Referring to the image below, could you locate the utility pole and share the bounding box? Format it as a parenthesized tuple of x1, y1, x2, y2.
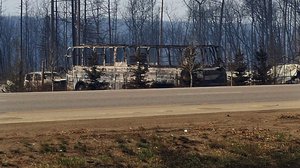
(160, 0, 164, 45)
(19, 0, 23, 91)
(51, 0, 55, 91)
(51, 0, 55, 59)
(55, 0, 59, 67)
(77, 0, 81, 46)
(83, 0, 87, 44)
(72, 0, 76, 47)
(217, 0, 225, 67)
(218, 0, 225, 47)
(71, 0, 77, 65)
(151, 0, 154, 44)
(108, 0, 112, 44)
(158, 0, 164, 66)
(64, 0, 68, 50)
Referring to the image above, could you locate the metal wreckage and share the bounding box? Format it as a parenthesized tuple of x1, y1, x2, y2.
(64, 44, 227, 91)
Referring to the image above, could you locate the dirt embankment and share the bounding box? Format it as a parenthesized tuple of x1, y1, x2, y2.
(0, 111, 300, 167)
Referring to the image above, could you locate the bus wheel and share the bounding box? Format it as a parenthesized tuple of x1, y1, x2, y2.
(75, 83, 86, 91)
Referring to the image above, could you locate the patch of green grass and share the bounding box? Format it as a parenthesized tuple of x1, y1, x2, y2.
(98, 154, 113, 163)
(74, 141, 87, 153)
(160, 148, 219, 168)
(271, 148, 300, 167)
(94, 154, 114, 166)
(229, 143, 263, 157)
(138, 148, 155, 162)
(10, 148, 22, 155)
(116, 136, 135, 156)
(23, 141, 36, 151)
(115, 136, 126, 144)
(59, 144, 67, 153)
(1, 161, 18, 168)
(119, 144, 135, 156)
(137, 138, 150, 148)
(178, 136, 191, 143)
(40, 140, 68, 154)
(209, 140, 226, 149)
(40, 143, 57, 153)
(57, 156, 86, 168)
(275, 132, 289, 142)
(136, 138, 157, 163)
(202, 133, 209, 139)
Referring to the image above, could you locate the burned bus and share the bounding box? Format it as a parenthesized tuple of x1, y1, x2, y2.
(65, 44, 226, 90)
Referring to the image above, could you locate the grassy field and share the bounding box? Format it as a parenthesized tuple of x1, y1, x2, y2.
(0, 112, 300, 167)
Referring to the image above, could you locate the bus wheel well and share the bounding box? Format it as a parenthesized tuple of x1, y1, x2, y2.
(75, 81, 86, 91)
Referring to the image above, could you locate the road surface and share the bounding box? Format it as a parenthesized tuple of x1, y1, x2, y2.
(0, 85, 300, 123)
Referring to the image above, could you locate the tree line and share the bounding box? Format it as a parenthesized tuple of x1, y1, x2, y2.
(0, 0, 300, 86)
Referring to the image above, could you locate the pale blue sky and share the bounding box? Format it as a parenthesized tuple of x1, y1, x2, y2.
(3, 0, 186, 18)
(3, 0, 19, 15)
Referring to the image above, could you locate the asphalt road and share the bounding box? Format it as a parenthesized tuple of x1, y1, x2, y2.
(0, 85, 300, 123)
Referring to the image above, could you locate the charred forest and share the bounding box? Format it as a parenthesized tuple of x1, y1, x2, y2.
(0, 0, 300, 86)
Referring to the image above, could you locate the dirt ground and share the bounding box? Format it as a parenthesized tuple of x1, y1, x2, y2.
(0, 110, 300, 168)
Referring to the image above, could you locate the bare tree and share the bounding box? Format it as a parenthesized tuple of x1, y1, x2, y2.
(19, 0, 24, 90)
(0, 0, 3, 78)
(181, 46, 200, 87)
(123, 0, 154, 44)
(112, 0, 120, 43)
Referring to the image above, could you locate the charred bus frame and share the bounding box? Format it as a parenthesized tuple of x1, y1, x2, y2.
(65, 44, 225, 90)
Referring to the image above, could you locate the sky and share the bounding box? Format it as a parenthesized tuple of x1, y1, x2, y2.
(2, 0, 20, 15)
(3, 0, 187, 18)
